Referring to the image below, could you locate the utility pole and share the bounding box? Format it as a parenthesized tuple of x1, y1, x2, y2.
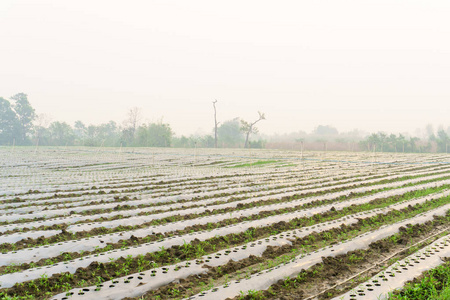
(372, 144, 376, 172)
(212, 100, 219, 148)
(34, 138, 39, 154)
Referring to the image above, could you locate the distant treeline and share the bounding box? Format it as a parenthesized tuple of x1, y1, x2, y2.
(265, 126, 450, 153)
(1, 94, 449, 152)
(0, 94, 261, 148)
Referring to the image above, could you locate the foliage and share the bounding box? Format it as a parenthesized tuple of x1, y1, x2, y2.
(10, 93, 36, 145)
(249, 139, 266, 149)
(313, 125, 338, 135)
(0, 97, 20, 145)
(0, 93, 448, 152)
(135, 121, 173, 147)
(390, 261, 450, 299)
(172, 135, 214, 148)
(436, 129, 450, 153)
(84, 121, 120, 147)
(48, 122, 75, 146)
(359, 132, 427, 153)
(73, 121, 87, 139)
(218, 118, 244, 148)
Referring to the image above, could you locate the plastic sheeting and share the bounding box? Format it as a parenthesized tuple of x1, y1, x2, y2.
(3, 167, 448, 222)
(2, 181, 448, 268)
(68, 177, 450, 233)
(49, 193, 449, 300)
(0, 230, 62, 244)
(1, 192, 446, 293)
(183, 203, 450, 300)
(333, 235, 450, 300)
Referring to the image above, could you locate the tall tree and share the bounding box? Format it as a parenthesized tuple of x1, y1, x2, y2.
(48, 121, 75, 146)
(377, 132, 387, 152)
(436, 129, 449, 153)
(101, 121, 120, 146)
(74, 121, 87, 139)
(366, 133, 379, 151)
(409, 137, 419, 152)
(388, 134, 398, 152)
(74, 121, 90, 145)
(212, 100, 220, 148)
(398, 134, 407, 152)
(240, 112, 266, 148)
(83, 122, 120, 146)
(217, 118, 243, 148)
(0, 97, 19, 145)
(136, 121, 173, 147)
(10, 93, 36, 144)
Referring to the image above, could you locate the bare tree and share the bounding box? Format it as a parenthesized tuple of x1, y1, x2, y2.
(34, 113, 51, 131)
(33, 113, 52, 147)
(212, 100, 220, 148)
(124, 107, 142, 139)
(240, 111, 266, 148)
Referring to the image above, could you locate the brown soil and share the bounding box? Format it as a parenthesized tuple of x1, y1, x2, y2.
(127, 213, 449, 300)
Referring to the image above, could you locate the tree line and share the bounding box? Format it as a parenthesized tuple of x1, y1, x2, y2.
(0, 93, 35, 145)
(359, 131, 450, 153)
(1, 93, 449, 152)
(0, 94, 266, 148)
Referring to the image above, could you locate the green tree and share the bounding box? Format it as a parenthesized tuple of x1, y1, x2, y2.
(0, 97, 20, 145)
(172, 135, 214, 148)
(436, 129, 449, 153)
(48, 121, 75, 145)
(409, 137, 419, 152)
(398, 134, 407, 152)
(196, 135, 214, 148)
(377, 132, 387, 152)
(136, 121, 173, 147)
(313, 125, 338, 135)
(83, 122, 120, 146)
(85, 125, 100, 146)
(217, 118, 244, 148)
(365, 133, 379, 151)
(10, 93, 36, 144)
(172, 135, 190, 148)
(74, 121, 87, 140)
(249, 139, 266, 149)
(362, 132, 388, 152)
(99, 121, 120, 146)
(388, 134, 398, 152)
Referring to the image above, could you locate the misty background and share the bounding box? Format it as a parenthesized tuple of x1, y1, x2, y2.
(1, 1, 449, 151)
(1, 92, 449, 152)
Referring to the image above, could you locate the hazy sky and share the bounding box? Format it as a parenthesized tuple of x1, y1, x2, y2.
(1, 0, 449, 136)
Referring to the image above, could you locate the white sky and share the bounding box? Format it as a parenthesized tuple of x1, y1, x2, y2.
(1, 0, 449, 136)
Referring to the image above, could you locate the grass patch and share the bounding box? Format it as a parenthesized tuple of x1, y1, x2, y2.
(228, 160, 279, 168)
(389, 260, 450, 299)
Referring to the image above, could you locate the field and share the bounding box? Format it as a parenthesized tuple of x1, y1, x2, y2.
(1, 147, 450, 300)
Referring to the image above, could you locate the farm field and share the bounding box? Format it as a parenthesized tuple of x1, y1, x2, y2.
(1, 147, 450, 300)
